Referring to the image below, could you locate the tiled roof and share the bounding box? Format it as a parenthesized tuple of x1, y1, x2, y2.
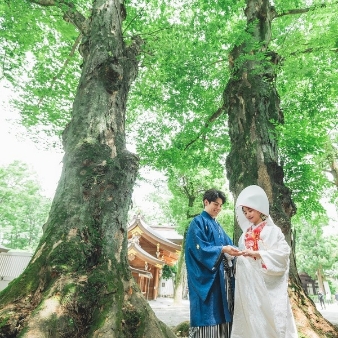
(128, 215, 181, 251)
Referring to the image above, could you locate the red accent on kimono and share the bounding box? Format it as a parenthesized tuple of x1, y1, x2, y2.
(244, 221, 267, 269)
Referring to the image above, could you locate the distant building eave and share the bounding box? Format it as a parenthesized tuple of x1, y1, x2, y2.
(128, 242, 165, 267)
(128, 215, 181, 252)
(129, 266, 153, 279)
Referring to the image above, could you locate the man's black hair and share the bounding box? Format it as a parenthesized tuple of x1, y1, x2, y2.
(203, 189, 226, 205)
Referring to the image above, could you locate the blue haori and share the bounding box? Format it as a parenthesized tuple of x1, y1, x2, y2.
(185, 211, 235, 332)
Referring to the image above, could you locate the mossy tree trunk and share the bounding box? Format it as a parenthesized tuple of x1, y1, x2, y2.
(0, 1, 175, 337)
(224, 1, 338, 337)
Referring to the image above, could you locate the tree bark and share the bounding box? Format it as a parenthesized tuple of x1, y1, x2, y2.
(317, 267, 325, 294)
(0, 1, 175, 337)
(224, 1, 338, 337)
(173, 241, 186, 304)
(173, 186, 197, 303)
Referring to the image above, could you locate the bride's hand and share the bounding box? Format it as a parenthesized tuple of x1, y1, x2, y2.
(242, 249, 261, 259)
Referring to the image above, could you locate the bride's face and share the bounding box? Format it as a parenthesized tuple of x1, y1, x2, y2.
(242, 206, 262, 225)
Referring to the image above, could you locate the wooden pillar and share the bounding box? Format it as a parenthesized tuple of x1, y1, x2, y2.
(153, 267, 159, 300)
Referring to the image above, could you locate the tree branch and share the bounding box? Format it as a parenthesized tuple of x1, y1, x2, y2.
(289, 47, 338, 57)
(184, 106, 226, 150)
(37, 34, 82, 106)
(275, 1, 338, 18)
(30, 0, 87, 33)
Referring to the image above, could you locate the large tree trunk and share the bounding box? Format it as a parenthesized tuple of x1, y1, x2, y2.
(0, 1, 175, 337)
(224, 1, 338, 337)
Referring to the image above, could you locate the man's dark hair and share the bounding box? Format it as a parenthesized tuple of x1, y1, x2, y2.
(203, 189, 226, 205)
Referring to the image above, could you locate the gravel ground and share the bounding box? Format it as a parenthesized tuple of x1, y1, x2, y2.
(149, 297, 338, 328)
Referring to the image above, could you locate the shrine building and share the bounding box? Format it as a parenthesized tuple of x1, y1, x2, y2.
(127, 214, 182, 300)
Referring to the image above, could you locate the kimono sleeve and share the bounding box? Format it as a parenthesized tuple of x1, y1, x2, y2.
(259, 226, 290, 276)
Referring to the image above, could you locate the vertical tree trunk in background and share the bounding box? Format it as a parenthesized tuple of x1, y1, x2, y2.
(173, 189, 197, 303)
(224, 1, 338, 337)
(173, 238, 186, 304)
(317, 267, 325, 294)
(0, 1, 175, 337)
(330, 146, 338, 215)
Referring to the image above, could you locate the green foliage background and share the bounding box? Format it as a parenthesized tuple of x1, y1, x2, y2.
(0, 161, 51, 251)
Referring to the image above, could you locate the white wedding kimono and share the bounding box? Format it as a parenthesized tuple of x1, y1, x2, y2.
(231, 185, 298, 338)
